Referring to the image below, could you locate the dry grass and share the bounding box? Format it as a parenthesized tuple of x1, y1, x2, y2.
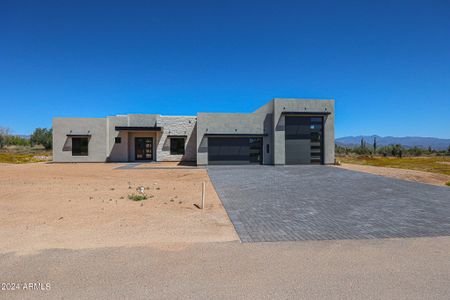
(0, 152, 50, 164)
(0, 147, 51, 164)
(337, 156, 450, 176)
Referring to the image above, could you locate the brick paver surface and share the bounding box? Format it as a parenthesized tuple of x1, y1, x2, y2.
(207, 165, 450, 242)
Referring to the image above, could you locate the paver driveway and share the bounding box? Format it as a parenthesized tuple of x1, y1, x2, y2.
(207, 166, 450, 242)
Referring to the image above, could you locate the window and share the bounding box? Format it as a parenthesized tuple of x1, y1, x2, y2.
(72, 137, 88, 156)
(266, 144, 270, 153)
(249, 138, 263, 164)
(115, 137, 121, 144)
(170, 137, 185, 155)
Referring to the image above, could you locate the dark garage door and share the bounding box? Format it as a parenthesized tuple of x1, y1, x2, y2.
(208, 137, 262, 165)
(285, 116, 323, 164)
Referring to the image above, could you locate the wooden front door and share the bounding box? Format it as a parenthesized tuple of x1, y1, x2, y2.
(135, 137, 153, 161)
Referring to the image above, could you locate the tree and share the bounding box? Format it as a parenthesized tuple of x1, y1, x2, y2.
(6, 135, 30, 146)
(391, 144, 403, 158)
(0, 127, 10, 149)
(30, 128, 52, 150)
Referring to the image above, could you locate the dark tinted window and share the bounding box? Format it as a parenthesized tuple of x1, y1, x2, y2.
(170, 138, 185, 155)
(249, 138, 263, 164)
(311, 132, 322, 142)
(72, 138, 88, 156)
(115, 137, 121, 144)
(285, 117, 310, 139)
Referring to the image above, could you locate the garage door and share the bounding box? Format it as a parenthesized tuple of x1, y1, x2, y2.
(285, 116, 323, 165)
(208, 137, 262, 165)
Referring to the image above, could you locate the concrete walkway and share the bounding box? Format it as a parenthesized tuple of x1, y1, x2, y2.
(208, 165, 450, 242)
(115, 162, 203, 170)
(2, 238, 450, 299)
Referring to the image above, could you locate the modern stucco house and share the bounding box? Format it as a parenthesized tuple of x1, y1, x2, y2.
(53, 98, 335, 165)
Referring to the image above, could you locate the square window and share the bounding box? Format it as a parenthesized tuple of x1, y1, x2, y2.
(72, 137, 89, 156)
(115, 137, 121, 144)
(170, 137, 185, 155)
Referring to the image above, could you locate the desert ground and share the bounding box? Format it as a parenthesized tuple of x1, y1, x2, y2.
(1, 162, 450, 299)
(0, 162, 238, 255)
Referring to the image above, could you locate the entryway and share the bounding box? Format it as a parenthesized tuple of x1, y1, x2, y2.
(135, 137, 153, 161)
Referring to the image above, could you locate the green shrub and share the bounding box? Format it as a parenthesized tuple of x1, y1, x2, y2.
(128, 194, 148, 201)
(5, 135, 30, 147)
(30, 128, 52, 150)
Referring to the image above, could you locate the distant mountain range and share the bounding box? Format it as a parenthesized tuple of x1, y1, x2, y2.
(335, 135, 450, 150)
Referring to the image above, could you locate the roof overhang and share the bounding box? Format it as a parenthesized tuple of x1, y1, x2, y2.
(66, 134, 92, 137)
(204, 133, 268, 137)
(167, 134, 187, 138)
(115, 126, 162, 131)
(281, 111, 331, 115)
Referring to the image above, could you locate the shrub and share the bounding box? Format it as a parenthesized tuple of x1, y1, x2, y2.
(5, 135, 30, 147)
(353, 146, 372, 155)
(0, 127, 9, 149)
(30, 128, 52, 150)
(128, 194, 148, 201)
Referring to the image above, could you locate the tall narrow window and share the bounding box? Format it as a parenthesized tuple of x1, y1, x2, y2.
(72, 137, 89, 156)
(170, 137, 185, 155)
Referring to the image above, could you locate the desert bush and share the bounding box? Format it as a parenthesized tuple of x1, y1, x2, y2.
(5, 135, 30, 147)
(128, 194, 148, 201)
(0, 127, 10, 149)
(30, 128, 52, 150)
(353, 146, 372, 155)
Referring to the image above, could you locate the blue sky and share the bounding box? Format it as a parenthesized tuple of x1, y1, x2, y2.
(1, 0, 449, 138)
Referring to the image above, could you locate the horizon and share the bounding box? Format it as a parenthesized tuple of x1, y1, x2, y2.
(1, 0, 449, 138)
(8, 130, 450, 141)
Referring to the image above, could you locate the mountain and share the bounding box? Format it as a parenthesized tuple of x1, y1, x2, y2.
(335, 135, 450, 150)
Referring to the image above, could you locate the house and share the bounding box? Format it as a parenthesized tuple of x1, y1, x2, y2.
(52, 98, 335, 165)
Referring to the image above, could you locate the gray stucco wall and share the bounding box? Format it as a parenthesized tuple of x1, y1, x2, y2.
(196, 101, 274, 165)
(53, 118, 108, 162)
(272, 98, 335, 165)
(107, 116, 128, 162)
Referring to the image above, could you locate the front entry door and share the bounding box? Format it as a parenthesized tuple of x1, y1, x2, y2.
(135, 137, 153, 161)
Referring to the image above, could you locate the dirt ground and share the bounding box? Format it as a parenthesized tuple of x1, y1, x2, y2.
(338, 163, 450, 186)
(0, 163, 238, 255)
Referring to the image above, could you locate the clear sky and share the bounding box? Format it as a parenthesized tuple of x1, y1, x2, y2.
(1, 0, 449, 138)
